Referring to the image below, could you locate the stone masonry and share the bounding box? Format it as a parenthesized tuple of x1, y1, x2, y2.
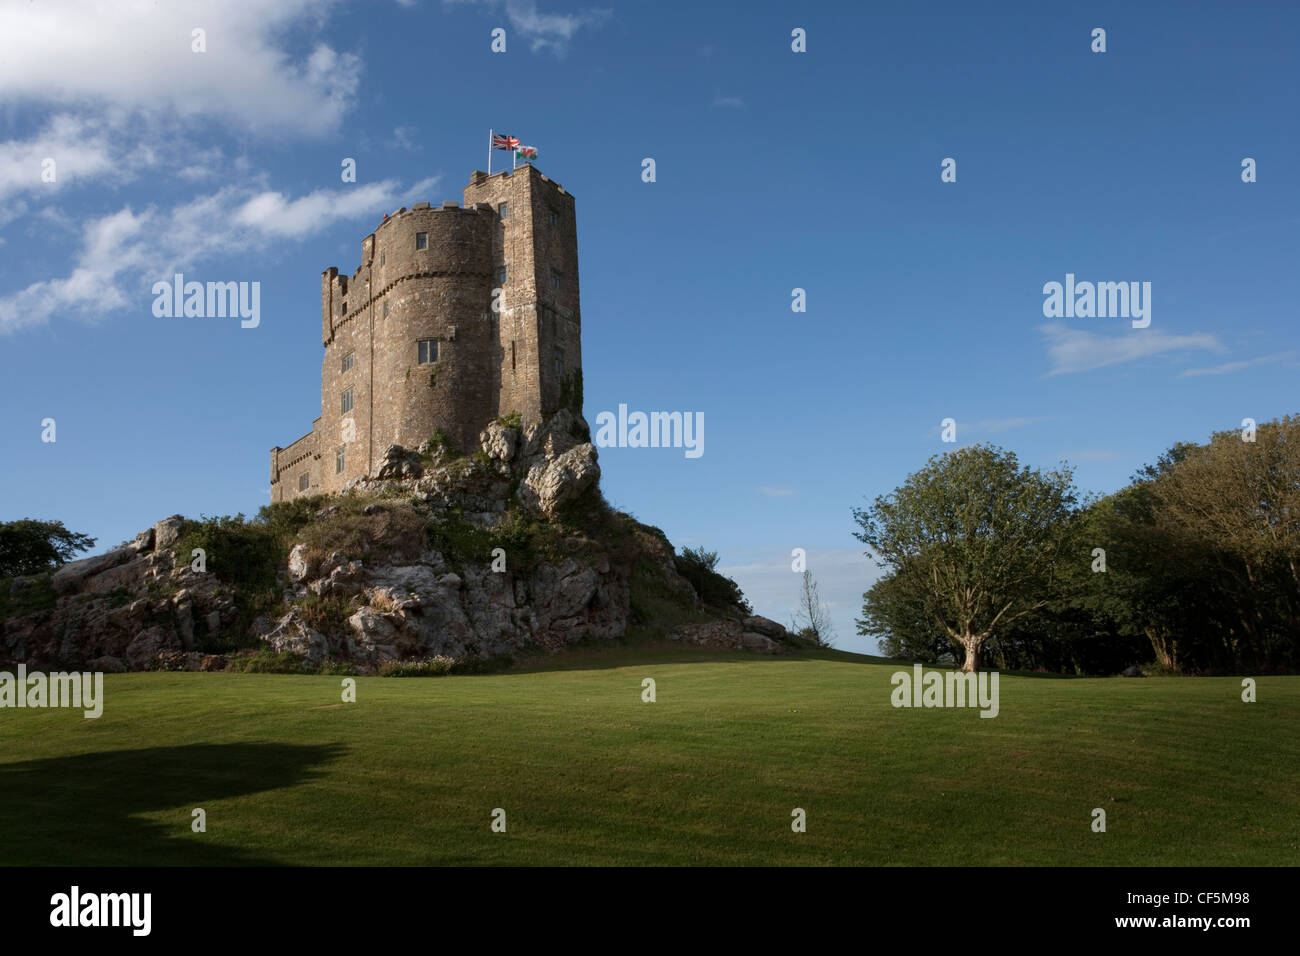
(270, 165, 582, 503)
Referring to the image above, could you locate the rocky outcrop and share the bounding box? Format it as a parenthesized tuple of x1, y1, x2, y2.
(669, 619, 785, 654)
(2, 410, 782, 672)
(518, 444, 600, 517)
(376, 444, 423, 480)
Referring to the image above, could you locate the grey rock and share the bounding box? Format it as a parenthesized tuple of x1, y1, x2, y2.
(154, 515, 185, 550)
(518, 443, 600, 516)
(51, 547, 133, 594)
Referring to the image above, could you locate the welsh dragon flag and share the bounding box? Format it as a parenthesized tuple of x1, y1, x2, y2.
(515, 145, 538, 161)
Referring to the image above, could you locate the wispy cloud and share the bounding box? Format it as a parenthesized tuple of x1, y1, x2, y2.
(444, 0, 611, 54)
(1039, 323, 1224, 375)
(0, 176, 440, 334)
(712, 94, 744, 108)
(978, 416, 1049, 433)
(1179, 350, 1296, 377)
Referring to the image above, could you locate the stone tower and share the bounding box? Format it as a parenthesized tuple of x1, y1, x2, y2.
(270, 165, 581, 504)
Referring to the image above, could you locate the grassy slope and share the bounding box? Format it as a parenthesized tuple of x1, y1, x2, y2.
(0, 646, 1295, 866)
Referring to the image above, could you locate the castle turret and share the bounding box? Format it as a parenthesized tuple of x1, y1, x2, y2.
(270, 168, 581, 503)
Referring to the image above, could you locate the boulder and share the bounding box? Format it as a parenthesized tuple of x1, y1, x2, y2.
(376, 444, 423, 480)
(742, 615, 787, 639)
(154, 515, 185, 550)
(124, 626, 180, 669)
(518, 443, 600, 516)
(479, 421, 520, 462)
(257, 611, 329, 664)
(51, 547, 133, 594)
(130, 527, 156, 553)
(1121, 665, 1145, 678)
(287, 544, 315, 583)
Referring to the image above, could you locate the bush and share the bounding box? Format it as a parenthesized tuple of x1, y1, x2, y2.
(674, 546, 752, 613)
(230, 649, 308, 673)
(379, 655, 457, 677)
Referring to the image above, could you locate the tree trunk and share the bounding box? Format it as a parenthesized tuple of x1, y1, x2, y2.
(960, 634, 982, 673)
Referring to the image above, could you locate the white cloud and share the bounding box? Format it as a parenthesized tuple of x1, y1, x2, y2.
(0, 176, 437, 334)
(445, 0, 611, 54)
(0, 115, 121, 203)
(1179, 350, 1296, 377)
(0, 0, 360, 136)
(1039, 323, 1224, 375)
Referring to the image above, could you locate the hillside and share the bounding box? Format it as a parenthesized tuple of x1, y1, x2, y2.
(1, 410, 803, 673)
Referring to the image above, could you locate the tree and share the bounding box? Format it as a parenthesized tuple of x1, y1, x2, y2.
(791, 569, 835, 647)
(0, 519, 96, 577)
(852, 444, 1078, 672)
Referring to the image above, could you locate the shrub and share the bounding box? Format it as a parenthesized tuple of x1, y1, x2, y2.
(674, 546, 752, 613)
(230, 649, 308, 673)
(380, 656, 457, 677)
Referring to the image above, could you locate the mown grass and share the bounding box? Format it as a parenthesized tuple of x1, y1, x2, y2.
(0, 647, 1294, 866)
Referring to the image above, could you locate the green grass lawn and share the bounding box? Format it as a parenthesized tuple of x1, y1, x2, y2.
(1, 645, 1296, 866)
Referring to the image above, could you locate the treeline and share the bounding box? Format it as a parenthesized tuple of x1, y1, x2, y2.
(855, 414, 1300, 675)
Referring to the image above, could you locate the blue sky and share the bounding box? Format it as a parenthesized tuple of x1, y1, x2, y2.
(1, 0, 1296, 654)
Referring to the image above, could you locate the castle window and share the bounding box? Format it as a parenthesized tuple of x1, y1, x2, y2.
(298, 474, 309, 492)
(497, 266, 507, 284)
(499, 202, 509, 220)
(380, 251, 386, 266)
(416, 232, 428, 250)
(342, 351, 355, 373)
(511, 340, 516, 371)
(341, 300, 348, 315)
(550, 269, 561, 290)
(549, 210, 559, 227)
(336, 448, 346, 474)
(383, 300, 390, 318)
(418, 339, 438, 365)
(341, 387, 354, 414)
(554, 347, 565, 376)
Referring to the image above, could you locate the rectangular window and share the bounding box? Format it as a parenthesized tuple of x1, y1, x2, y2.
(383, 300, 390, 318)
(549, 210, 559, 227)
(499, 202, 509, 220)
(341, 387, 354, 414)
(379, 251, 386, 266)
(341, 351, 355, 373)
(550, 269, 561, 290)
(340, 300, 348, 315)
(497, 266, 507, 284)
(335, 448, 346, 474)
(298, 474, 309, 491)
(511, 340, 516, 371)
(554, 347, 564, 376)
(418, 339, 438, 364)
(416, 232, 428, 250)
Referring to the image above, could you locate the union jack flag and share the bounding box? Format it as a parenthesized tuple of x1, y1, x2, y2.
(492, 133, 519, 151)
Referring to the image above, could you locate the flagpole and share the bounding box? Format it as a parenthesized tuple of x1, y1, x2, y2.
(488, 129, 493, 176)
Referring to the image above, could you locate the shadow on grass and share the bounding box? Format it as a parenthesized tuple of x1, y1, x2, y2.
(0, 742, 346, 866)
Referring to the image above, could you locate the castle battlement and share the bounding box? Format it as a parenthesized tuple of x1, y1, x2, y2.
(271, 166, 582, 503)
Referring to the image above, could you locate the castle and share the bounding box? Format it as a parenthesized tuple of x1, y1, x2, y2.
(270, 165, 582, 503)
